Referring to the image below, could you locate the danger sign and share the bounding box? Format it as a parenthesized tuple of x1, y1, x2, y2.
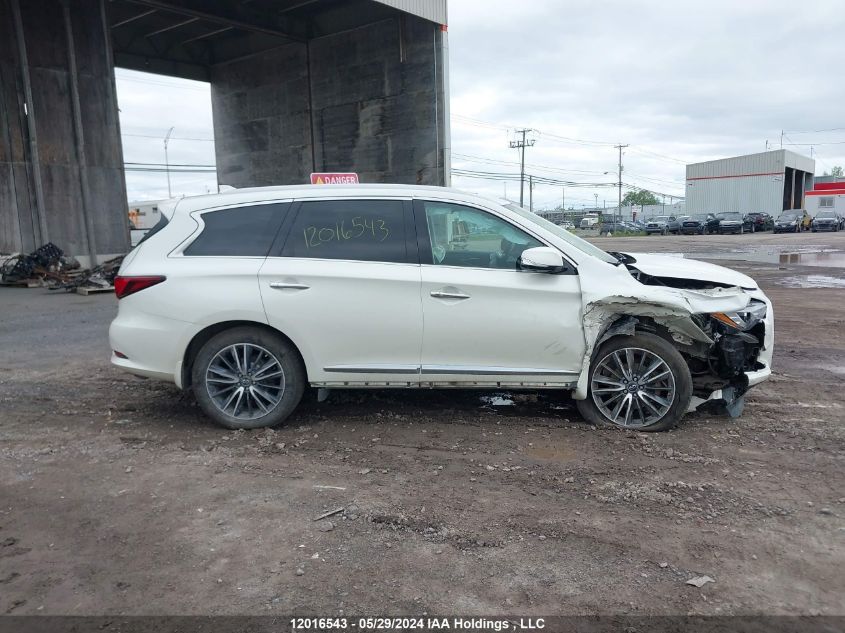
(310, 172, 359, 185)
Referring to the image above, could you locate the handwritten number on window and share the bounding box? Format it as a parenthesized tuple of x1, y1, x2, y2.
(303, 216, 390, 248)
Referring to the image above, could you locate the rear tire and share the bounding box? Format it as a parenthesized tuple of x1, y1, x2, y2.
(576, 333, 692, 432)
(191, 326, 305, 429)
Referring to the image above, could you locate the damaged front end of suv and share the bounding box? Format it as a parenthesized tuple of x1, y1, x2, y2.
(576, 251, 773, 428)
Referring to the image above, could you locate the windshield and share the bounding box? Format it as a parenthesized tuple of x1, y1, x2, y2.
(816, 211, 836, 219)
(717, 212, 742, 220)
(503, 203, 618, 264)
(778, 213, 799, 221)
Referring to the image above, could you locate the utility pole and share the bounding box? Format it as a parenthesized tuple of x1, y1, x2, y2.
(509, 128, 535, 207)
(529, 175, 534, 212)
(615, 144, 628, 223)
(561, 187, 565, 211)
(593, 193, 598, 212)
(164, 126, 175, 198)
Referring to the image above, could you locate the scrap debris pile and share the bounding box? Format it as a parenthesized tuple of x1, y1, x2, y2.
(0, 243, 123, 293)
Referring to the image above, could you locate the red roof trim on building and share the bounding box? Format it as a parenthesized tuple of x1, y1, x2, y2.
(806, 189, 845, 196)
(814, 182, 845, 190)
(686, 171, 783, 182)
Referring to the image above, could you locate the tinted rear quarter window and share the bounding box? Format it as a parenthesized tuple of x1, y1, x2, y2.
(282, 199, 408, 263)
(184, 203, 288, 256)
(133, 213, 169, 249)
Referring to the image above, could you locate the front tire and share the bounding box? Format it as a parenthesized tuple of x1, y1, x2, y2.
(191, 326, 305, 429)
(576, 333, 692, 432)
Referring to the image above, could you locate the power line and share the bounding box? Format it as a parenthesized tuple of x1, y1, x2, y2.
(125, 161, 217, 168)
(452, 152, 613, 176)
(123, 132, 215, 142)
(783, 126, 845, 135)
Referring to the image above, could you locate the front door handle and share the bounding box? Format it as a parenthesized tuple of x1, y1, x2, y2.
(269, 282, 310, 290)
(430, 290, 470, 300)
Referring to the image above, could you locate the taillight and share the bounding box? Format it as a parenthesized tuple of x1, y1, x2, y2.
(114, 275, 166, 299)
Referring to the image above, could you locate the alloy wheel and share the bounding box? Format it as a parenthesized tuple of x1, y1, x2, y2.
(590, 347, 676, 428)
(205, 343, 286, 420)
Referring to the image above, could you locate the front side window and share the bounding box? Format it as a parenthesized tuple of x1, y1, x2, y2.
(421, 201, 542, 269)
(184, 203, 288, 257)
(282, 199, 408, 263)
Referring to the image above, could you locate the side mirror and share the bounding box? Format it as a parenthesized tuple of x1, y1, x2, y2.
(518, 247, 566, 273)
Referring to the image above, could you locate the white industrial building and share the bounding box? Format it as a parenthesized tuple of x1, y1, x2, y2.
(685, 150, 815, 216)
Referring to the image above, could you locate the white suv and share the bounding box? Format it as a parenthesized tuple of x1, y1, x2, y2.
(110, 184, 773, 431)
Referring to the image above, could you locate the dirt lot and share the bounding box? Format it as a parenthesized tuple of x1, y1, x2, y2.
(1, 232, 844, 616)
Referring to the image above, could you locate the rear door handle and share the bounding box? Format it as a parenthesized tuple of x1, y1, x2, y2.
(269, 282, 310, 290)
(430, 290, 470, 300)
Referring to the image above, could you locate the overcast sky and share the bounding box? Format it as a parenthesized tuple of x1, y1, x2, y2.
(116, 0, 845, 210)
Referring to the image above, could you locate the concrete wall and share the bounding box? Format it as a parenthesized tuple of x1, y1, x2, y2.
(0, 0, 128, 260)
(211, 14, 446, 188)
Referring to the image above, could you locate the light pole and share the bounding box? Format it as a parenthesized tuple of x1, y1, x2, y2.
(594, 193, 599, 212)
(164, 126, 175, 198)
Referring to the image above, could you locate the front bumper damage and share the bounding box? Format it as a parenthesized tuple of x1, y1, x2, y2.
(577, 267, 773, 421)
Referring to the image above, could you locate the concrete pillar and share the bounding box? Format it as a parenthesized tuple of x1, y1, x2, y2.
(211, 14, 447, 188)
(0, 0, 128, 262)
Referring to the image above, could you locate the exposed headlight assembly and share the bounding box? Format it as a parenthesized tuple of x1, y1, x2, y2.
(711, 300, 767, 330)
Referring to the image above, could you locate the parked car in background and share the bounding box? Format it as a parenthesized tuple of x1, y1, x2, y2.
(774, 210, 807, 233)
(743, 212, 774, 233)
(109, 184, 773, 432)
(680, 213, 718, 235)
(645, 216, 680, 235)
(811, 210, 841, 232)
(715, 212, 745, 234)
(560, 221, 576, 230)
(599, 221, 641, 235)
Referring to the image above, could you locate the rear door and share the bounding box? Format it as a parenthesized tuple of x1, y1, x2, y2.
(258, 197, 423, 386)
(414, 199, 585, 386)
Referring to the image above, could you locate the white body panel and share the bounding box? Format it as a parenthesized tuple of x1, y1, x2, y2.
(419, 265, 583, 384)
(258, 258, 423, 384)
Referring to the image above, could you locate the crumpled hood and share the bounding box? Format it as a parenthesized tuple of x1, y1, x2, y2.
(624, 252, 758, 290)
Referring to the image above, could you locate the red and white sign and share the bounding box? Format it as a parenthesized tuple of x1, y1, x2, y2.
(310, 172, 359, 185)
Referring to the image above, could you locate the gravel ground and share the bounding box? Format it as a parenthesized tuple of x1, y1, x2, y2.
(1, 232, 843, 616)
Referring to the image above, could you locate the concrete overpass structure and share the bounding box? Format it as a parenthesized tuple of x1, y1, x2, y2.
(0, 0, 450, 264)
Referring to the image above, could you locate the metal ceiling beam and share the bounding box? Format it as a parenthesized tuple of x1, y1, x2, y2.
(122, 0, 306, 42)
(112, 8, 157, 28)
(180, 26, 233, 45)
(278, 0, 322, 14)
(144, 16, 198, 38)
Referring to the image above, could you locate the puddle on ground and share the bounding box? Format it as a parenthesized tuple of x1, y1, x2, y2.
(777, 275, 845, 289)
(636, 249, 845, 268)
(696, 250, 845, 268)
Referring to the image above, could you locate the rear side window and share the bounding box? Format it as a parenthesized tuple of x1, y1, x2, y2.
(184, 203, 288, 257)
(282, 200, 408, 263)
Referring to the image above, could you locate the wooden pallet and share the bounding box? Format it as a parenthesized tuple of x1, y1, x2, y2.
(0, 278, 45, 288)
(76, 285, 114, 296)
